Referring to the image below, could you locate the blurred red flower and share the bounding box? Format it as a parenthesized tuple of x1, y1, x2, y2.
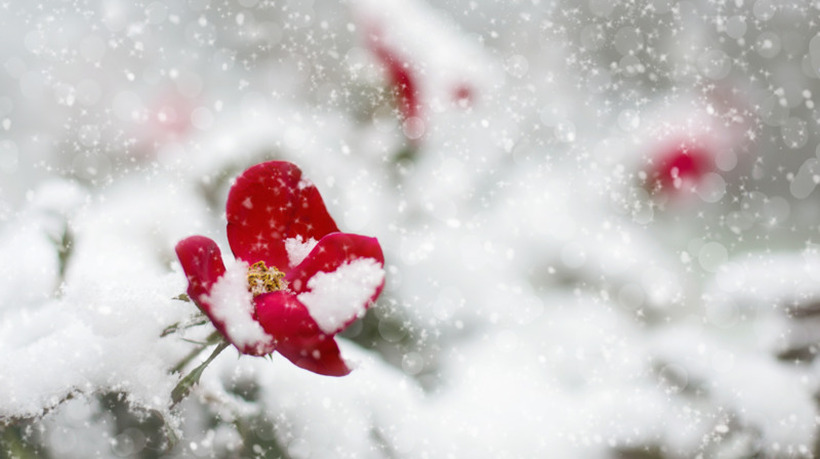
(647, 143, 712, 195)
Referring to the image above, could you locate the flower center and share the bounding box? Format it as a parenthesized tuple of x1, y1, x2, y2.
(247, 261, 287, 297)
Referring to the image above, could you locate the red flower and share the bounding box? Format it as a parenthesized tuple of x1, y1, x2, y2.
(175, 161, 385, 376)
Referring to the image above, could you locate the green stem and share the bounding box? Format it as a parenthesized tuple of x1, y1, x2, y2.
(171, 331, 222, 374)
(171, 340, 231, 407)
(162, 315, 209, 338)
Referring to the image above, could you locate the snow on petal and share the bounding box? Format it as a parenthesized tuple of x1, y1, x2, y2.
(203, 261, 274, 354)
(285, 235, 319, 268)
(297, 258, 385, 334)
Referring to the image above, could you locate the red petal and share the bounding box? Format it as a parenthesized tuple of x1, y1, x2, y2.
(256, 292, 351, 376)
(175, 236, 241, 350)
(175, 235, 226, 303)
(226, 161, 339, 270)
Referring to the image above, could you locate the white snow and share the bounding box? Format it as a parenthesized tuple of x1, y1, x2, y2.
(202, 260, 274, 354)
(297, 258, 384, 334)
(285, 235, 319, 268)
(0, 175, 204, 420)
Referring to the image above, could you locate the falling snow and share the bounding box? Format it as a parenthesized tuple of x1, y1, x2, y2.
(3, 0, 820, 457)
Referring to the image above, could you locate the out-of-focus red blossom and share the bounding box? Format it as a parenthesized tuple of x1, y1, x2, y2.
(148, 91, 194, 140)
(176, 161, 385, 376)
(367, 28, 420, 121)
(453, 83, 474, 108)
(132, 91, 195, 160)
(646, 142, 713, 194)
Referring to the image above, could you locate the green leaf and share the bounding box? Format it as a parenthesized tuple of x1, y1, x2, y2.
(171, 340, 230, 407)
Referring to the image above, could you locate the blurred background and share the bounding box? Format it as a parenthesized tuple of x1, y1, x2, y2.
(3, 0, 820, 457)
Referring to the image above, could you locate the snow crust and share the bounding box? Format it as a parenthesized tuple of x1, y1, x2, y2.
(298, 258, 384, 334)
(0, 176, 205, 420)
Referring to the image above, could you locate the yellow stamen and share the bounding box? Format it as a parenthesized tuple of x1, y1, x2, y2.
(247, 261, 287, 297)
